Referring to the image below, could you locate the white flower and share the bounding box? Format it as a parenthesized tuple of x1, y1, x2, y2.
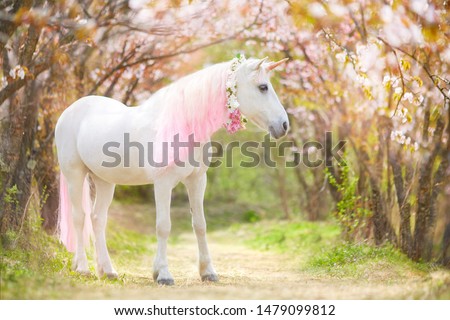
(380, 6, 393, 23)
(402, 92, 414, 103)
(417, 95, 424, 105)
(128, 0, 149, 10)
(442, 48, 450, 64)
(329, 4, 347, 17)
(9, 65, 26, 80)
(410, 0, 429, 16)
(391, 130, 398, 141)
(308, 2, 326, 18)
(335, 52, 346, 62)
(1, 77, 7, 89)
(405, 137, 411, 145)
(410, 24, 424, 45)
(225, 54, 247, 132)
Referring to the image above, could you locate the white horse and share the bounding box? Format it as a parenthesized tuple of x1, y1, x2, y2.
(55, 56, 289, 285)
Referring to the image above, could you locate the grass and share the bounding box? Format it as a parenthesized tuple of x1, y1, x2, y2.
(1, 216, 72, 299)
(240, 219, 438, 280)
(307, 242, 433, 279)
(242, 220, 340, 254)
(1, 203, 449, 299)
(0, 207, 158, 299)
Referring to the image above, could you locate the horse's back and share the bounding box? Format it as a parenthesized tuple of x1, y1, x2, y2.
(58, 96, 127, 121)
(55, 95, 162, 184)
(55, 96, 129, 172)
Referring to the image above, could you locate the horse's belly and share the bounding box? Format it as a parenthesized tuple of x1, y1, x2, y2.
(79, 139, 161, 185)
(88, 166, 156, 185)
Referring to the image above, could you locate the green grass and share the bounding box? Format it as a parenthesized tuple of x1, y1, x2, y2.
(0, 208, 157, 299)
(1, 217, 72, 299)
(241, 220, 341, 255)
(241, 220, 437, 280)
(107, 220, 155, 263)
(306, 242, 434, 279)
(2, 204, 448, 299)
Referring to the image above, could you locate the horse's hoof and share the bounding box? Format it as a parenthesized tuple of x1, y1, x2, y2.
(105, 272, 119, 280)
(75, 270, 92, 277)
(201, 274, 219, 282)
(157, 278, 175, 286)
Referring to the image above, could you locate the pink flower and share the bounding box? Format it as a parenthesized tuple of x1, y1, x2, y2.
(224, 108, 245, 133)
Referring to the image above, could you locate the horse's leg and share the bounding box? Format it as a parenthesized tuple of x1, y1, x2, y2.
(66, 169, 90, 275)
(184, 173, 218, 282)
(91, 174, 117, 279)
(153, 181, 175, 285)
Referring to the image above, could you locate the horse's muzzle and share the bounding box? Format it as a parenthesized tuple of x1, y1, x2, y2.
(269, 120, 289, 139)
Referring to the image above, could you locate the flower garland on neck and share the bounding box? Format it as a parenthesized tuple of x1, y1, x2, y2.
(224, 53, 247, 134)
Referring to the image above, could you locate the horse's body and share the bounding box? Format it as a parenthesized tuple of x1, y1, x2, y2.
(55, 57, 289, 284)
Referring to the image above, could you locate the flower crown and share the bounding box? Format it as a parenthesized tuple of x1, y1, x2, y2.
(224, 53, 247, 134)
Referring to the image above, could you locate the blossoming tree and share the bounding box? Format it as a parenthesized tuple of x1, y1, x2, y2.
(247, 0, 449, 262)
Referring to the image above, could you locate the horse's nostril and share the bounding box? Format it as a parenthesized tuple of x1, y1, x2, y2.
(282, 121, 288, 131)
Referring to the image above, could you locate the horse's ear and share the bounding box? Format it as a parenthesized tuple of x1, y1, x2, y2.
(253, 57, 269, 70)
(266, 58, 289, 71)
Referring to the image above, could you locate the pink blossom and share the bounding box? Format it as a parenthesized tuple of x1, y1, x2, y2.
(224, 108, 245, 134)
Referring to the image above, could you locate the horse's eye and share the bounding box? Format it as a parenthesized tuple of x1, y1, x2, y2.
(258, 84, 268, 92)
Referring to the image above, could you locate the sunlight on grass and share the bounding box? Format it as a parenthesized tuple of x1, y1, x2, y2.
(241, 220, 340, 255)
(240, 220, 439, 281)
(306, 242, 435, 280)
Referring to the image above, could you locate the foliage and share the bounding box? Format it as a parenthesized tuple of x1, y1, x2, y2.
(325, 163, 372, 241)
(3, 185, 19, 206)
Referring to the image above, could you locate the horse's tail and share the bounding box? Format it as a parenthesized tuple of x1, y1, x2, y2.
(58, 172, 93, 252)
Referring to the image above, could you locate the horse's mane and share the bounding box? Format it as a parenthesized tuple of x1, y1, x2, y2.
(146, 61, 231, 164)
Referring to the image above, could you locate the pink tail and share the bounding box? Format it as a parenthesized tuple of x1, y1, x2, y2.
(58, 172, 93, 252)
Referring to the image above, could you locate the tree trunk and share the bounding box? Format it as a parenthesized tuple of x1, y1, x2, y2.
(388, 148, 413, 255)
(443, 222, 450, 267)
(0, 83, 39, 233)
(412, 116, 445, 260)
(36, 163, 59, 234)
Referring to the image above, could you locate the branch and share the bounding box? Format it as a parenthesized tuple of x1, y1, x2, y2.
(378, 36, 450, 101)
(0, 61, 49, 106)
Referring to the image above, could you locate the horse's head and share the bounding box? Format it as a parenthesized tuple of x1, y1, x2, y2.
(236, 57, 289, 139)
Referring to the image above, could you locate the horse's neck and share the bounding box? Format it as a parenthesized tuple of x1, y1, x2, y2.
(141, 62, 231, 143)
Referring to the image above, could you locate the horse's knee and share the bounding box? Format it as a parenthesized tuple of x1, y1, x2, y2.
(91, 212, 106, 231)
(72, 208, 85, 227)
(156, 219, 171, 238)
(193, 221, 206, 237)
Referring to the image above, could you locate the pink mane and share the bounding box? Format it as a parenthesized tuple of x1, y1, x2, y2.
(151, 62, 231, 164)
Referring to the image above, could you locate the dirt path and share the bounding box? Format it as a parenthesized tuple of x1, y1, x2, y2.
(69, 229, 449, 299)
